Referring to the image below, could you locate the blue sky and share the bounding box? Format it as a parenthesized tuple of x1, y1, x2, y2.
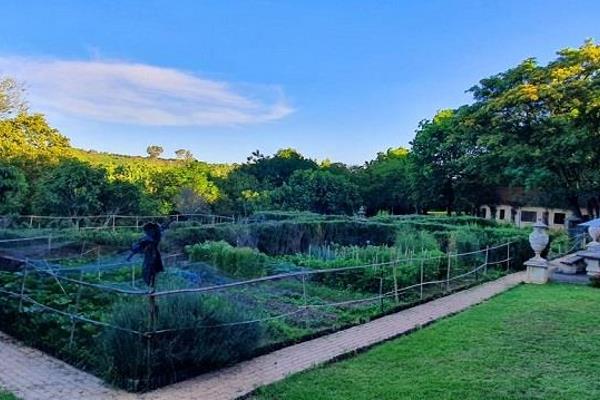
(1, 0, 599, 164)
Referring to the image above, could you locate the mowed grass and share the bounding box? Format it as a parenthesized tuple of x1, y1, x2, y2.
(255, 284, 600, 400)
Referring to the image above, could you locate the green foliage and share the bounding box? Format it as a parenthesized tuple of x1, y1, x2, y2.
(271, 169, 361, 215)
(100, 295, 263, 389)
(358, 147, 412, 215)
(186, 241, 270, 278)
(0, 390, 19, 400)
(0, 113, 70, 172)
(32, 159, 106, 216)
(0, 164, 28, 214)
(241, 147, 318, 187)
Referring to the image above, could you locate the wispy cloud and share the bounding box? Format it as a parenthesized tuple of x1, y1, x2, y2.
(0, 56, 293, 126)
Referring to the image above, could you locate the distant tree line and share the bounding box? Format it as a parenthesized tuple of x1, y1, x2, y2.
(0, 41, 598, 218)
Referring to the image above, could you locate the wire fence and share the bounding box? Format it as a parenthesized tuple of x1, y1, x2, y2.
(547, 232, 588, 261)
(0, 213, 235, 231)
(0, 236, 520, 389)
(0, 241, 514, 337)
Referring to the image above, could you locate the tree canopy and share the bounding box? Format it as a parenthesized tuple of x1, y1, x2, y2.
(0, 41, 598, 218)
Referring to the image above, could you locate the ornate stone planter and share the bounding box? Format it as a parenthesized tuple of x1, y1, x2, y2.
(587, 225, 600, 252)
(529, 221, 550, 261)
(525, 220, 549, 284)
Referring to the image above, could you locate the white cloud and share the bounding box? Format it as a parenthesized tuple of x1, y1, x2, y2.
(0, 56, 293, 126)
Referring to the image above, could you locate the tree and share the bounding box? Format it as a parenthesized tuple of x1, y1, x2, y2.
(174, 187, 210, 214)
(175, 149, 194, 161)
(0, 77, 27, 119)
(100, 180, 148, 215)
(410, 108, 495, 215)
(241, 148, 318, 187)
(32, 159, 107, 216)
(272, 169, 361, 215)
(0, 164, 28, 214)
(0, 113, 71, 169)
(146, 145, 164, 158)
(469, 40, 600, 218)
(359, 147, 412, 215)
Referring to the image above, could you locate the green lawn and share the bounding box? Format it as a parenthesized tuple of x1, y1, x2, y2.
(255, 284, 600, 400)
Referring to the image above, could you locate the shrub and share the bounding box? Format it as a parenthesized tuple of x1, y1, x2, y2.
(186, 241, 270, 278)
(100, 294, 263, 390)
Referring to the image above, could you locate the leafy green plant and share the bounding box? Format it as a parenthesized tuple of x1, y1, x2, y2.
(100, 294, 263, 389)
(186, 241, 270, 278)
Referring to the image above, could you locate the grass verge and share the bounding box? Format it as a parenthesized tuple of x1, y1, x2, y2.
(254, 284, 600, 400)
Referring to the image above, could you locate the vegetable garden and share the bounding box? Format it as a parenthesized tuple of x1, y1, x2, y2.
(0, 212, 535, 391)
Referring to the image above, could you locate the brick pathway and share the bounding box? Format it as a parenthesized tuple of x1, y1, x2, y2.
(0, 272, 525, 400)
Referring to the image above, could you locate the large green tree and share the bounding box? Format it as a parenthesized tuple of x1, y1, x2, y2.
(0, 164, 28, 214)
(410, 108, 496, 215)
(272, 169, 361, 215)
(359, 148, 412, 215)
(470, 40, 600, 217)
(32, 159, 107, 216)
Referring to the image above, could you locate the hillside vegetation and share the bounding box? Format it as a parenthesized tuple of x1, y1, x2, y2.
(0, 41, 599, 219)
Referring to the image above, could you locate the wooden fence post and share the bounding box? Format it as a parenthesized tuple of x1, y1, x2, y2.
(420, 258, 424, 300)
(446, 253, 452, 292)
(18, 265, 28, 312)
(484, 245, 490, 275)
(506, 242, 511, 272)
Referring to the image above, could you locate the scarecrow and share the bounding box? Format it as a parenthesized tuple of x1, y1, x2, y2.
(127, 221, 171, 289)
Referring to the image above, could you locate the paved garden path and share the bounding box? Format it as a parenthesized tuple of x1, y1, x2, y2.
(0, 272, 525, 400)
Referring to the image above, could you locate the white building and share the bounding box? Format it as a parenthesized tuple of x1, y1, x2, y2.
(479, 188, 588, 229)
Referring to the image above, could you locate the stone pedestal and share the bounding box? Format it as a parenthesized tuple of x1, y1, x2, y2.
(525, 258, 549, 284)
(578, 251, 600, 277)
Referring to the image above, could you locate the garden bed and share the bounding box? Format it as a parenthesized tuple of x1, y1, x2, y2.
(0, 214, 533, 391)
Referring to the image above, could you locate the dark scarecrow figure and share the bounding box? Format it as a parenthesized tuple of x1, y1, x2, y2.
(127, 222, 167, 289)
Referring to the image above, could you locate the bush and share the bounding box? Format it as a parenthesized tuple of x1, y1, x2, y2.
(100, 294, 263, 390)
(186, 241, 270, 278)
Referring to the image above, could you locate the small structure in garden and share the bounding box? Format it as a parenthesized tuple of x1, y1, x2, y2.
(576, 218, 600, 278)
(525, 220, 550, 284)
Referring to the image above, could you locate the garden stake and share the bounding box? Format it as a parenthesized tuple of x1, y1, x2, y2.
(302, 274, 308, 329)
(484, 245, 489, 276)
(392, 248, 399, 304)
(419, 258, 424, 300)
(446, 253, 451, 292)
(69, 271, 84, 349)
(18, 265, 28, 312)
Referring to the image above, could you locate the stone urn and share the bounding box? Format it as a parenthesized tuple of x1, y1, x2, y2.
(587, 225, 600, 252)
(529, 220, 549, 261)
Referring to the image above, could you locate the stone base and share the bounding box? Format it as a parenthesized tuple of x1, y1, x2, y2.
(585, 258, 600, 277)
(525, 258, 549, 284)
(559, 263, 585, 274)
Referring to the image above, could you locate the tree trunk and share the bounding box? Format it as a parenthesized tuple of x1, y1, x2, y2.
(568, 194, 583, 219)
